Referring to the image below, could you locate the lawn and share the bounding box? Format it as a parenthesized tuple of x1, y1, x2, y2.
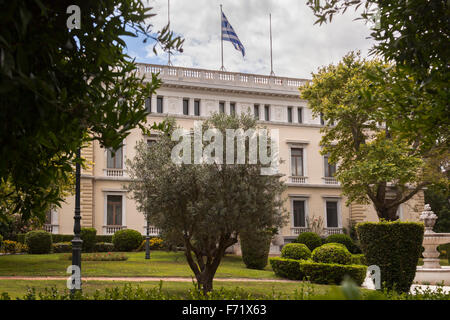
(0, 251, 278, 279)
(0, 279, 336, 299)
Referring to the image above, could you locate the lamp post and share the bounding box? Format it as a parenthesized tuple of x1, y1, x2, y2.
(145, 216, 150, 259)
(71, 148, 83, 294)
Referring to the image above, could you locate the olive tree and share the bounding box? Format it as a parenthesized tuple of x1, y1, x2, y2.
(127, 114, 287, 293)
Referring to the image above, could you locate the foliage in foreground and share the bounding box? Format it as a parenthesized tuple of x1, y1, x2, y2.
(0, 280, 449, 300)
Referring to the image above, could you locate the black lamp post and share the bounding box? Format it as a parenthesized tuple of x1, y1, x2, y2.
(145, 216, 150, 259)
(71, 148, 83, 294)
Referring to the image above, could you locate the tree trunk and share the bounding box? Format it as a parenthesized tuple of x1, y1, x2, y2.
(375, 205, 399, 221)
(197, 270, 215, 295)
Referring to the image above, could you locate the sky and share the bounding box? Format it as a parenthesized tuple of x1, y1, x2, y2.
(124, 0, 376, 79)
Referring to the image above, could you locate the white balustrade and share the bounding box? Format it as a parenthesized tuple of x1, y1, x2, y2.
(291, 227, 310, 235)
(103, 225, 126, 235)
(289, 176, 307, 184)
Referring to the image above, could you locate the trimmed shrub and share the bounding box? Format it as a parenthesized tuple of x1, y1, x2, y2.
(0, 234, 3, 248)
(240, 230, 272, 270)
(51, 234, 113, 244)
(300, 261, 367, 286)
(94, 242, 115, 252)
(52, 242, 72, 253)
(294, 232, 322, 251)
(25, 230, 52, 254)
(325, 234, 361, 254)
(311, 243, 352, 265)
(269, 257, 305, 280)
(281, 243, 311, 260)
(351, 254, 367, 266)
(96, 235, 113, 243)
(80, 228, 97, 252)
(356, 221, 424, 293)
(112, 229, 143, 252)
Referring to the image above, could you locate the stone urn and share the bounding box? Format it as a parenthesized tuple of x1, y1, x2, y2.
(419, 204, 438, 234)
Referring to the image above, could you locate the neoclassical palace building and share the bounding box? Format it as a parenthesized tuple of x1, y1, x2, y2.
(47, 63, 424, 244)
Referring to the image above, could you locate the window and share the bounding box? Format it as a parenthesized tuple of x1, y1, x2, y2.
(147, 139, 156, 147)
(326, 201, 339, 228)
(145, 97, 151, 113)
(254, 104, 259, 119)
(45, 210, 52, 225)
(320, 112, 325, 125)
(264, 105, 270, 121)
(293, 200, 306, 227)
(230, 102, 236, 115)
(183, 99, 189, 115)
(290, 148, 303, 176)
(107, 195, 122, 226)
(297, 107, 303, 123)
(194, 100, 200, 116)
(107, 147, 123, 169)
(219, 102, 225, 114)
(324, 153, 336, 177)
(287, 107, 292, 123)
(396, 205, 403, 220)
(157, 96, 163, 113)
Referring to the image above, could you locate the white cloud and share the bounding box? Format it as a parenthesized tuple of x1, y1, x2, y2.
(137, 0, 375, 79)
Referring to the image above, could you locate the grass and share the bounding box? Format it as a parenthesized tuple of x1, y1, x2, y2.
(0, 279, 337, 299)
(0, 251, 278, 279)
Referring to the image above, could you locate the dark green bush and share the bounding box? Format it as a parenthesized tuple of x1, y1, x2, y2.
(25, 230, 52, 254)
(80, 228, 97, 252)
(51, 234, 113, 244)
(281, 243, 311, 260)
(356, 221, 424, 293)
(240, 230, 272, 270)
(300, 261, 367, 286)
(94, 242, 115, 252)
(269, 257, 305, 280)
(325, 233, 361, 254)
(294, 232, 322, 250)
(16, 233, 26, 244)
(351, 254, 367, 265)
(112, 229, 143, 252)
(0, 234, 3, 248)
(312, 243, 352, 265)
(96, 235, 113, 243)
(52, 242, 72, 253)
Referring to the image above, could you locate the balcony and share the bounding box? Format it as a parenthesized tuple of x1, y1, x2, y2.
(323, 177, 339, 185)
(103, 225, 126, 235)
(291, 227, 310, 235)
(104, 168, 126, 177)
(324, 227, 344, 235)
(289, 176, 308, 184)
(43, 224, 59, 234)
(143, 225, 161, 236)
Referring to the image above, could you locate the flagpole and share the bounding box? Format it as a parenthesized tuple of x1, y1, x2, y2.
(168, 0, 172, 66)
(270, 13, 275, 76)
(220, 4, 224, 71)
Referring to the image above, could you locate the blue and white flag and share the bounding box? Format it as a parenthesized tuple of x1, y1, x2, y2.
(221, 11, 245, 57)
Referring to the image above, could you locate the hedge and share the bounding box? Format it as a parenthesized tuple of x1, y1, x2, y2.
(112, 229, 143, 252)
(269, 257, 305, 280)
(300, 261, 367, 286)
(17, 234, 114, 245)
(80, 228, 97, 252)
(351, 254, 367, 266)
(281, 243, 311, 260)
(356, 221, 424, 293)
(52, 242, 72, 253)
(25, 230, 52, 254)
(240, 230, 272, 270)
(324, 234, 361, 254)
(94, 242, 115, 252)
(312, 243, 352, 265)
(294, 232, 322, 250)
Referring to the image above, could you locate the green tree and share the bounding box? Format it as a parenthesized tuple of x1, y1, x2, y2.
(0, 1, 183, 222)
(300, 52, 447, 220)
(426, 184, 450, 233)
(127, 114, 286, 293)
(306, 0, 449, 152)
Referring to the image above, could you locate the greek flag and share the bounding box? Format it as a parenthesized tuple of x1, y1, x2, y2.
(221, 11, 245, 57)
